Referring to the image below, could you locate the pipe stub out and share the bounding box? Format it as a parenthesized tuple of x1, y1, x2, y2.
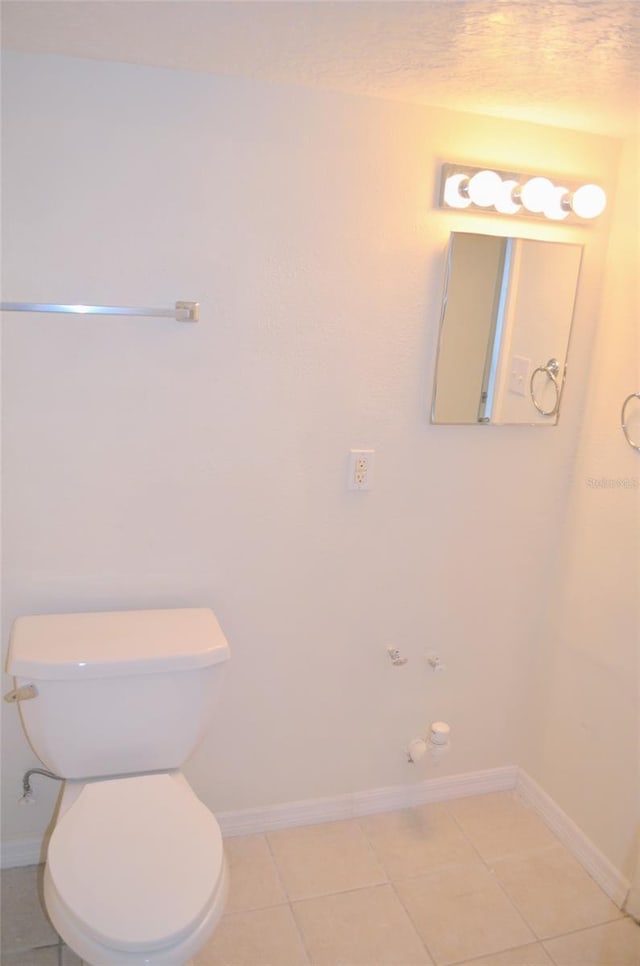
(430, 721, 451, 746)
(407, 722, 451, 762)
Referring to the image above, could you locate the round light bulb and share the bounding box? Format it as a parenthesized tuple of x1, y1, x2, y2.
(467, 169, 502, 208)
(543, 186, 570, 221)
(571, 183, 606, 219)
(443, 173, 472, 209)
(520, 176, 554, 214)
(495, 178, 521, 215)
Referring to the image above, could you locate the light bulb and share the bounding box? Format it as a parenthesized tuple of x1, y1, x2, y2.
(571, 184, 606, 219)
(520, 176, 554, 214)
(467, 170, 502, 208)
(543, 186, 570, 221)
(495, 179, 521, 215)
(443, 173, 472, 209)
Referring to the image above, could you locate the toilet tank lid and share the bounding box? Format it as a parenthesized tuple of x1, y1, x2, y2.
(7, 608, 230, 680)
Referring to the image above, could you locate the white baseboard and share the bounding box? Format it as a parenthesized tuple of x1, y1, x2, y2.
(216, 765, 519, 837)
(516, 770, 631, 907)
(1, 837, 47, 870)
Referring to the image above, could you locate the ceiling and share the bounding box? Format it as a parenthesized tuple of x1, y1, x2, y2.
(2, 0, 639, 137)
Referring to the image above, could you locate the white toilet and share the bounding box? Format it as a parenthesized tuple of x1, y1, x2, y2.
(5, 607, 231, 966)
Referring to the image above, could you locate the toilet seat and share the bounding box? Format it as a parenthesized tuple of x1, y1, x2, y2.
(47, 773, 224, 953)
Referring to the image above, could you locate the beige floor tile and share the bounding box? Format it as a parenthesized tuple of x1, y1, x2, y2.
(224, 835, 287, 913)
(543, 917, 640, 965)
(395, 862, 535, 965)
(1, 945, 82, 965)
(267, 820, 386, 900)
(0, 865, 59, 953)
(62, 947, 83, 966)
(359, 803, 483, 881)
(1, 947, 59, 966)
(457, 941, 553, 964)
(195, 905, 309, 966)
(493, 846, 623, 939)
(292, 883, 433, 965)
(446, 792, 559, 862)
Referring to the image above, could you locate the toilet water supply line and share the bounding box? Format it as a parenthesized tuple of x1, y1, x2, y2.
(20, 768, 62, 804)
(2, 688, 62, 800)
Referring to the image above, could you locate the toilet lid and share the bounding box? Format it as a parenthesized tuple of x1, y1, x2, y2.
(48, 774, 224, 952)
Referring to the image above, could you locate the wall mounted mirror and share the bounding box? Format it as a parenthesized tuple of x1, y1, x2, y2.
(431, 232, 583, 425)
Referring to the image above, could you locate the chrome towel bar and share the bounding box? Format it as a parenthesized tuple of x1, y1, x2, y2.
(0, 301, 199, 322)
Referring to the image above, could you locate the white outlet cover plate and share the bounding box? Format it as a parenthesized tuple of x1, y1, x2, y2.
(508, 355, 531, 396)
(348, 449, 374, 491)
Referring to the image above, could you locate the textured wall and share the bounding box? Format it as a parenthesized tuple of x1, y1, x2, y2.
(0, 53, 623, 866)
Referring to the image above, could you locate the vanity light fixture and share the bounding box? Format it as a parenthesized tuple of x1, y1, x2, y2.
(439, 163, 606, 222)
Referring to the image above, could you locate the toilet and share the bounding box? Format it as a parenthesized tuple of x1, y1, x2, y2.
(5, 607, 231, 965)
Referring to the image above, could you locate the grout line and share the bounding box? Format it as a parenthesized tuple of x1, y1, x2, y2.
(480, 856, 544, 944)
(544, 944, 560, 966)
(262, 830, 295, 904)
(446, 938, 554, 965)
(261, 830, 313, 966)
(287, 902, 312, 966)
(540, 910, 636, 943)
(386, 877, 438, 965)
(539, 916, 640, 966)
(290, 881, 396, 905)
(353, 815, 390, 885)
(441, 797, 494, 872)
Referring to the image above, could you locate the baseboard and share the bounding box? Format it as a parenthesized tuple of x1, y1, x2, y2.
(516, 769, 631, 907)
(1, 837, 47, 870)
(216, 765, 519, 836)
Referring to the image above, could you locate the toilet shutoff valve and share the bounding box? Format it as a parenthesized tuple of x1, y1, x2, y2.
(427, 654, 446, 672)
(4, 684, 38, 702)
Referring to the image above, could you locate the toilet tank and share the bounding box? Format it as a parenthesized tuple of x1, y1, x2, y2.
(6, 608, 230, 779)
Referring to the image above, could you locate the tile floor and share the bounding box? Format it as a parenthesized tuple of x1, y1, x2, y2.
(2, 791, 639, 965)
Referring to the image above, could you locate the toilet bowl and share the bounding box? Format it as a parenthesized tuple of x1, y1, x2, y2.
(43, 772, 228, 966)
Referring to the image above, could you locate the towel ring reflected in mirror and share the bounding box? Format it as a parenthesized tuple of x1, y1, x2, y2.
(530, 358, 562, 417)
(621, 393, 640, 450)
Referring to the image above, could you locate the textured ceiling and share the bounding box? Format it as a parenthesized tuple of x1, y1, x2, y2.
(2, 0, 639, 136)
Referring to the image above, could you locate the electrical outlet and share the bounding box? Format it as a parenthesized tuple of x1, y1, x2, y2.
(348, 449, 374, 491)
(508, 355, 531, 396)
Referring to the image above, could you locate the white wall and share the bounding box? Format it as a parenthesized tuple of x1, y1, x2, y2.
(522, 131, 639, 883)
(0, 54, 624, 862)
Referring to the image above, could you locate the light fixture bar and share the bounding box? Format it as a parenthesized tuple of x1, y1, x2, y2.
(439, 164, 606, 223)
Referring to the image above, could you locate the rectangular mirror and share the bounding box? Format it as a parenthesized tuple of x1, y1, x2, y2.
(431, 232, 583, 425)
